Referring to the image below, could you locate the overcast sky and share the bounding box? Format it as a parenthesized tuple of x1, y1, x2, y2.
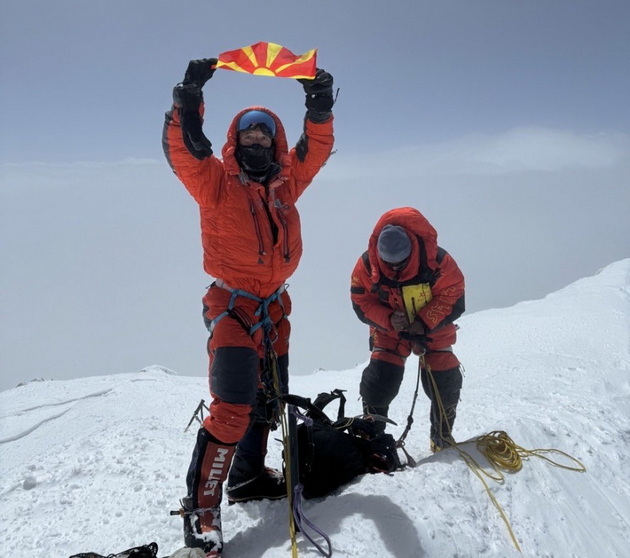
(1, 0, 629, 391)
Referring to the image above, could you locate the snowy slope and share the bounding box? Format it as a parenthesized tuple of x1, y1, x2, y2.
(1, 260, 629, 558)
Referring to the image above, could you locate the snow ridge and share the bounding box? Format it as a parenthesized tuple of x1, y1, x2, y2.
(1, 260, 629, 557)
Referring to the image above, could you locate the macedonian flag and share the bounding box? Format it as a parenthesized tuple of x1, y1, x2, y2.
(215, 42, 317, 79)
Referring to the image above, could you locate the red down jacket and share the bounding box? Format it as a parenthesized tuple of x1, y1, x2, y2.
(163, 104, 334, 298)
(351, 207, 465, 365)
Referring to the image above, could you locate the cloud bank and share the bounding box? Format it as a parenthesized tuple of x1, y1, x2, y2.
(334, 128, 630, 178)
(1, 127, 629, 390)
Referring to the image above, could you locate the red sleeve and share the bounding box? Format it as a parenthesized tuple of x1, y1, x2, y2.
(162, 104, 224, 208)
(286, 116, 335, 202)
(350, 255, 394, 332)
(419, 252, 465, 332)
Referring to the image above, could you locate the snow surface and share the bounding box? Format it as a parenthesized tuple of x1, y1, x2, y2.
(1, 260, 629, 558)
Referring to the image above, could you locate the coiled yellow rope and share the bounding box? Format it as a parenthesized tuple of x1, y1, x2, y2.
(424, 356, 587, 552)
(475, 430, 586, 474)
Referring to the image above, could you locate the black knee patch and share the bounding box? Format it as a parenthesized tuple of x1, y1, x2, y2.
(211, 346, 259, 404)
(276, 353, 289, 394)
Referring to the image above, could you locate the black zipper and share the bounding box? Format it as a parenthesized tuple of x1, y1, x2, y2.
(249, 198, 266, 262)
(275, 203, 291, 262)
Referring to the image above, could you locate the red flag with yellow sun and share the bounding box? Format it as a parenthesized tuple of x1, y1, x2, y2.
(215, 42, 317, 79)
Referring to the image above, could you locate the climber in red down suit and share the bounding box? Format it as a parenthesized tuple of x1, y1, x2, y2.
(163, 57, 334, 556)
(351, 207, 465, 453)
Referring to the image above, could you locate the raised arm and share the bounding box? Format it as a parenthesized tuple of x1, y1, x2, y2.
(162, 58, 223, 207)
(287, 69, 336, 199)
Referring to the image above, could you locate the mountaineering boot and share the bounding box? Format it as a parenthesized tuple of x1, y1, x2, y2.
(183, 428, 236, 557)
(226, 421, 287, 504)
(226, 466, 286, 504)
(422, 365, 463, 453)
(182, 496, 224, 557)
(430, 436, 455, 453)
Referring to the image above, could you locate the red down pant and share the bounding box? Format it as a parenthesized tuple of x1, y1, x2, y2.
(359, 325, 462, 444)
(185, 283, 291, 514)
(201, 283, 291, 444)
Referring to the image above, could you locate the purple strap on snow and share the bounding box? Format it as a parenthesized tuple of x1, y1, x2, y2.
(287, 403, 331, 555)
(292, 483, 333, 558)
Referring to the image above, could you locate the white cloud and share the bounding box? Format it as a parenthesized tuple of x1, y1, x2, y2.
(2, 138, 629, 391)
(460, 128, 630, 172)
(335, 128, 630, 178)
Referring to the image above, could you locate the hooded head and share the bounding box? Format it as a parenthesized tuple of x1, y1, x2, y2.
(234, 109, 277, 180)
(367, 207, 440, 283)
(377, 225, 412, 265)
(222, 106, 290, 184)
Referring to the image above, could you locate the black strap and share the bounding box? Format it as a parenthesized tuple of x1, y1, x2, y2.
(281, 393, 333, 425)
(312, 388, 347, 421)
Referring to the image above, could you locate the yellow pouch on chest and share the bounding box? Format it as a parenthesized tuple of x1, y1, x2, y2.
(402, 283, 432, 322)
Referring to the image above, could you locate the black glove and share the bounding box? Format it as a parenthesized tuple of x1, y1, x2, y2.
(182, 58, 218, 88)
(172, 82, 204, 112)
(406, 319, 426, 336)
(181, 112, 213, 159)
(172, 83, 213, 160)
(171, 58, 217, 159)
(406, 319, 428, 354)
(299, 68, 334, 121)
(399, 316, 430, 353)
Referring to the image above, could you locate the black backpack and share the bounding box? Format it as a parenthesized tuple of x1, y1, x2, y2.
(284, 389, 401, 499)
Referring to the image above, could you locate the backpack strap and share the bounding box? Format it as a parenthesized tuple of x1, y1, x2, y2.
(281, 393, 332, 426)
(312, 389, 347, 422)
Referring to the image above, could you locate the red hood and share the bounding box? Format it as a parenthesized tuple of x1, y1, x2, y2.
(367, 207, 439, 283)
(221, 106, 291, 182)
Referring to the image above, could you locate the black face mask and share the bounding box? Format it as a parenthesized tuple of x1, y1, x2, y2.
(235, 144, 275, 173)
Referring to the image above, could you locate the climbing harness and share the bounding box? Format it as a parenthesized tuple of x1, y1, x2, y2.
(207, 281, 288, 425)
(207, 280, 287, 337)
